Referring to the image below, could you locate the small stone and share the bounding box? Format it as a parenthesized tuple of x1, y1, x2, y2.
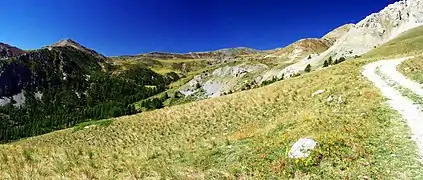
(312, 89, 325, 97)
(84, 125, 96, 129)
(338, 96, 343, 104)
(327, 96, 334, 102)
(288, 138, 317, 158)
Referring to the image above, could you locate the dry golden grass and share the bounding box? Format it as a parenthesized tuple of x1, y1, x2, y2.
(3, 26, 423, 179)
(364, 25, 423, 59)
(399, 56, 423, 84)
(0, 56, 422, 179)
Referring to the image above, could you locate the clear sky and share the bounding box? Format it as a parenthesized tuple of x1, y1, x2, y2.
(1, 0, 396, 56)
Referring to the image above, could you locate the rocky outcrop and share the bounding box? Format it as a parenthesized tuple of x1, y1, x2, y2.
(0, 93, 24, 107)
(179, 64, 268, 98)
(211, 64, 268, 77)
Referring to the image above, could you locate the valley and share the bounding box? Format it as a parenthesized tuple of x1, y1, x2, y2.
(1, 0, 423, 179)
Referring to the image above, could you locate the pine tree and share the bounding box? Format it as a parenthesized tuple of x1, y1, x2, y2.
(338, 57, 346, 63)
(334, 59, 339, 64)
(323, 60, 329, 67)
(328, 56, 333, 65)
(304, 64, 312, 73)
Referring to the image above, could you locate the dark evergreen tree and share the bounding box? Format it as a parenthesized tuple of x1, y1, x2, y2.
(304, 64, 312, 73)
(323, 60, 329, 67)
(328, 57, 333, 65)
(0, 46, 179, 142)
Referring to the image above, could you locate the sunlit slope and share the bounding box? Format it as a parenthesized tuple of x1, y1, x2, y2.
(364, 25, 423, 58)
(1, 55, 422, 179)
(4, 25, 423, 179)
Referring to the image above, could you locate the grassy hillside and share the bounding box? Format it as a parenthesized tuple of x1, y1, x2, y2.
(1, 56, 422, 179)
(112, 56, 210, 75)
(399, 56, 423, 84)
(364, 25, 423, 58)
(3, 26, 423, 179)
(0, 46, 182, 142)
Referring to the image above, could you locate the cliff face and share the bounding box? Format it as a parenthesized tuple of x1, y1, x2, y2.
(326, 0, 423, 59)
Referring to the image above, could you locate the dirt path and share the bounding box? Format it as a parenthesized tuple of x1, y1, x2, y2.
(363, 57, 423, 159)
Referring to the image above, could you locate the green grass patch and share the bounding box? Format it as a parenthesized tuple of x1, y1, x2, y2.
(156, 59, 206, 63)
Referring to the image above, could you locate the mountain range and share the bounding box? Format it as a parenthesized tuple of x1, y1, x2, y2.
(3, 0, 423, 104)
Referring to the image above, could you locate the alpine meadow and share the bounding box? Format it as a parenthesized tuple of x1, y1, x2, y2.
(1, 0, 423, 179)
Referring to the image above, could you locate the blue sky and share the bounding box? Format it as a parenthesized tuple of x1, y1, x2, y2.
(1, 0, 396, 56)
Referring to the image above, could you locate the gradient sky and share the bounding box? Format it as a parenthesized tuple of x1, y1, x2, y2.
(1, 0, 396, 56)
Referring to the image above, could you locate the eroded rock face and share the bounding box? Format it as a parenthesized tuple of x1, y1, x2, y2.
(178, 64, 268, 98)
(327, 0, 423, 59)
(211, 64, 268, 77)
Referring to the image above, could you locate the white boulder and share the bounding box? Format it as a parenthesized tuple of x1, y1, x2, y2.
(288, 138, 318, 159)
(312, 89, 325, 97)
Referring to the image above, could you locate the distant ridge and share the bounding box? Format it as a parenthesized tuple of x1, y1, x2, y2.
(0, 42, 26, 58)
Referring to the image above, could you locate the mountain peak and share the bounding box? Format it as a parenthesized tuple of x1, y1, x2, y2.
(49, 39, 106, 59)
(322, 23, 355, 45)
(51, 38, 84, 49)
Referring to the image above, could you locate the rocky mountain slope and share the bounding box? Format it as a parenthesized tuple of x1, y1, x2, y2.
(0, 46, 106, 107)
(263, 38, 331, 62)
(321, 24, 355, 45)
(0, 42, 179, 141)
(322, 0, 423, 59)
(174, 22, 355, 100)
(49, 39, 106, 59)
(0, 43, 25, 58)
(178, 63, 268, 98)
(255, 0, 423, 84)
